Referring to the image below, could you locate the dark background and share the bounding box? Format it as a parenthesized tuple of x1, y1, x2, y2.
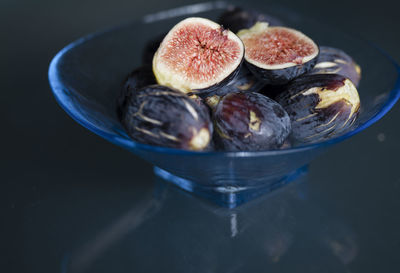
(2, 0, 400, 273)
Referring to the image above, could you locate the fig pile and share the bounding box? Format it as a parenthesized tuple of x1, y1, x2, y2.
(118, 7, 361, 151)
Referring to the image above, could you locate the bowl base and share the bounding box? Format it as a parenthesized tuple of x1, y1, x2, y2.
(154, 165, 309, 208)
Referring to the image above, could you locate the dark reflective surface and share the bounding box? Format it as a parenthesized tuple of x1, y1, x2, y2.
(64, 175, 359, 273)
(2, 0, 400, 272)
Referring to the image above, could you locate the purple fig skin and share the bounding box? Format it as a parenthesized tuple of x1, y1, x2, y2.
(217, 6, 286, 33)
(194, 65, 266, 112)
(309, 46, 361, 87)
(275, 74, 360, 144)
(202, 94, 222, 112)
(117, 65, 156, 119)
(122, 85, 213, 151)
(193, 58, 243, 94)
(194, 65, 266, 98)
(258, 84, 286, 101)
(188, 93, 213, 118)
(213, 91, 291, 151)
(246, 53, 318, 85)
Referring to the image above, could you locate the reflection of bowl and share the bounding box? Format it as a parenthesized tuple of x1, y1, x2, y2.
(48, 2, 400, 207)
(64, 177, 357, 273)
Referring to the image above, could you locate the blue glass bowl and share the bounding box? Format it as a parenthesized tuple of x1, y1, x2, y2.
(49, 2, 400, 207)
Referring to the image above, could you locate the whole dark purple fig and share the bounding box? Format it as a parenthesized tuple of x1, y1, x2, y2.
(153, 17, 244, 94)
(122, 85, 213, 151)
(187, 93, 213, 117)
(117, 66, 156, 119)
(213, 91, 291, 151)
(309, 46, 361, 87)
(275, 74, 360, 143)
(237, 23, 319, 85)
(217, 6, 285, 33)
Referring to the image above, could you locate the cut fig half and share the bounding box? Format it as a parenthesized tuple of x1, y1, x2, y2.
(237, 22, 319, 85)
(153, 17, 244, 93)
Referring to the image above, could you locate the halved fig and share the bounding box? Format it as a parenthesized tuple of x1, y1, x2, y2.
(153, 17, 244, 93)
(309, 46, 361, 87)
(117, 65, 156, 119)
(237, 22, 319, 85)
(213, 91, 291, 151)
(217, 6, 285, 33)
(122, 85, 213, 151)
(275, 74, 360, 143)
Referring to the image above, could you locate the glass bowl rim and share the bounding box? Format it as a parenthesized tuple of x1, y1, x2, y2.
(48, 1, 400, 158)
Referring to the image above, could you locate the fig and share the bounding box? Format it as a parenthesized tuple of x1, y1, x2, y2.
(117, 65, 156, 119)
(309, 46, 361, 87)
(121, 85, 213, 151)
(217, 6, 285, 33)
(213, 91, 291, 151)
(194, 66, 266, 98)
(275, 74, 360, 143)
(203, 94, 222, 111)
(152, 17, 244, 93)
(237, 22, 319, 85)
(142, 32, 166, 65)
(187, 93, 212, 116)
(258, 84, 287, 100)
(194, 65, 266, 111)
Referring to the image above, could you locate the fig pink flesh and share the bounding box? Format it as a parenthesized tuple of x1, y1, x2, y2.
(243, 28, 316, 65)
(160, 23, 241, 84)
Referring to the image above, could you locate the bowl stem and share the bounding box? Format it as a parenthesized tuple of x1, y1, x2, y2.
(153, 165, 309, 208)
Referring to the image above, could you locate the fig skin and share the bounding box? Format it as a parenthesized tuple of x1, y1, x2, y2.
(217, 6, 285, 33)
(187, 93, 213, 117)
(196, 64, 265, 111)
(246, 57, 318, 85)
(258, 84, 286, 101)
(237, 23, 319, 85)
(275, 74, 360, 143)
(117, 65, 156, 119)
(213, 91, 291, 151)
(203, 94, 222, 112)
(193, 60, 243, 94)
(122, 85, 213, 151)
(193, 65, 266, 111)
(309, 46, 361, 87)
(193, 65, 266, 98)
